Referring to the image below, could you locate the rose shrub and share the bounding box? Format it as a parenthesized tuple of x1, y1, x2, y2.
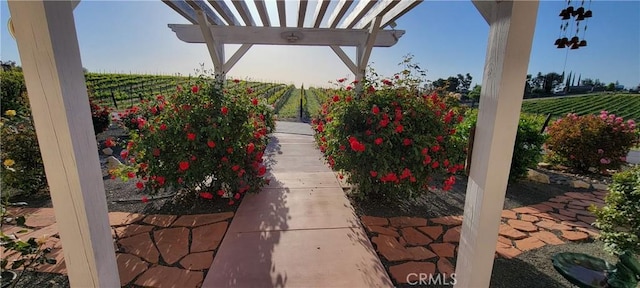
(545, 111, 638, 172)
(1, 110, 47, 197)
(90, 99, 111, 134)
(312, 76, 466, 200)
(111, 76, 275, 204)
(454, 109, 547, 182)
(591, 165, 640, 255)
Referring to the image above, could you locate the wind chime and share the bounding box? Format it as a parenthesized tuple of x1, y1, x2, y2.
(555, 0, 593, 49)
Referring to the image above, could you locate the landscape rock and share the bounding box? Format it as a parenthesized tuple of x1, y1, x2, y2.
(592, 183, 609, 191)
(102, 147, 113, 156)
(537, 162, 552, 169)
(571, 180, 591, 189)
(106, 156, 122, 169)
(527, 169, 550, 184)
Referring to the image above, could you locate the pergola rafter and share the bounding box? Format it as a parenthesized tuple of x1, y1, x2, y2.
(164, 0, 422, 86)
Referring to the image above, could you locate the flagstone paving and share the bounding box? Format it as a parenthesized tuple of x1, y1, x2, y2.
(1, 207, 233, 287)
(361, 189, 606, 284)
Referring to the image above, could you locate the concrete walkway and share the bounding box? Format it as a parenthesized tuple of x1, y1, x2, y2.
(202, 122, 392, 287)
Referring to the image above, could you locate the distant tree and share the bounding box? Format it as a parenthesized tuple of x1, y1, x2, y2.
(456, 73, 473, 92)
(445, 76, 460, 93)
(432, 78, 447, 90)
(594, 79, 603, 87)
(0, 60, 21, 72)
(524, 75, 532, 96)
(581, 78, 594, 86)
(606, 82, 616, 91)
(543, 72, 563, 94)
(468, 85, 481, 105)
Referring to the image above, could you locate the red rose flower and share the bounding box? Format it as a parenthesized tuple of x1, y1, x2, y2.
(153, 148, 160, 157)
(374, 138, 383, 145)
(105, 138, 116, 148)
(403, 138, 412, 146)
(234, 79, 240, 83)
(227, 147, 234, 154)
(370, 171, 378, 177)
(395, 124, 404, 133)
(251, 98, 258, 106)
(127, 172, 135, 179)
(332, 95, 340, 102)
(234, 193, 241, 200)
(432, 161, 440, 168)
(228, 200, 235, 205)
(141, 196, 149, 203)
(120, 150, 129, 159)
(136, 181, 144, 190)
(199, 192, 214, 199)
(221, 106, 229, 115)
(156, 176, 165, 186)
(372, 106, 380, 115)
(217, 190, 225, 196)
(232, 165, 240, 171)
(191, 85, 199, 93)
(258, 165, 267, 176)
(247, 143, 255, 154)
(160, 123, 167, 131)
(179, 161, 189, 171)
(187, 132, 196, 141)
(207, 140, 216, 148)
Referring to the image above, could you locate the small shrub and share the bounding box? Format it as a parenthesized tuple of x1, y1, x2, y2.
(111, 77, 275, 205)
(90, 100, 111, 134)
(312, 77, 466, 200)
(545, 111, 638, 172)
(454, 110, 547, 182)
(1, 111, 47, 197)
(0, 71, 28, 113)
(591, 166, 640, 255)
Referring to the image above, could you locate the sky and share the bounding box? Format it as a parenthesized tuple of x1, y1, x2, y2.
(1, 0, 638, 88)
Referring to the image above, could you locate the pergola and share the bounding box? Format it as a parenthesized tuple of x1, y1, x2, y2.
(7, 0, 538, 287)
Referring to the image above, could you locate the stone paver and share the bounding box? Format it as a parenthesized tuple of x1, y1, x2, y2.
(116, 253, 148, 286)
(366, 225, 400, 238)
(430, 216, 463, 226)
(118, 232, 160, 263)
(507, 219, 538, 232)
(114, 224, 153, 239)
(390, 216, 428, 227)
(530, 231, 564, 245)
(401, 227, 432, 246)
(429, 243, 456, 258)
(437, 257, 455, 275)
(442, 226, 461, 243)
(561, 230, 589, 241)
(361, 215, 389, 226)
(372, 234, 413, 261)
(154, 227, 190, 265)
(406, 246, 437, 260)
(418, 226, 443, 240)
(191, 222, 228, 253)
(180, 251, 214, 271)
(143, 215, 177, 227)
(135, 266, 203, 288)
(172, 212, 234, 227)
(514, 237, 545, 251)
(501, 210, 518, 219)
(109, 212, 145, 226)
(498, 224, 528, 239)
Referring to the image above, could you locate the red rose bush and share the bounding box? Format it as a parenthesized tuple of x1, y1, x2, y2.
(111, 76, 275, 204)
(312, 74, 466, 200)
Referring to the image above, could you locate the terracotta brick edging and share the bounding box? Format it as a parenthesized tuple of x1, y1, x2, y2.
(360, 190, 605, 285)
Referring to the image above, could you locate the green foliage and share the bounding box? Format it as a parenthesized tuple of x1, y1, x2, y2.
(111, 77, 275, 205)
(1, 112, 47, 197)
(89, 99, 111, 134)
(454, 110, 547, 182)
(0, 71, 28, 113)
(545, 112, 638, 172)
(312, 77, 466, 200)
(592, 166, 640, 255)
(521, 94, 640, 122)
(468, 85, 481, 101)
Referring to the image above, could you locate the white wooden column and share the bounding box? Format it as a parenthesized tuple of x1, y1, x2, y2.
(7, 1, 119, 287)
(454, 1, 538, 287)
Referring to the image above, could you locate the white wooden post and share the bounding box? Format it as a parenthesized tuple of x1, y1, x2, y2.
(196, 10, 225, 82)
(7, 1, 119, 287)
(454, 1, 538, 287)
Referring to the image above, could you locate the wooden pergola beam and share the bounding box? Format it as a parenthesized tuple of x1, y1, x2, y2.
(354, 0, 400, 29)
(312, 0, 331, 28)
(169, 24, 405, 47)
(297, 0, 308, 28)
(7, 1, 119, 286)
(208, 0, 241, 26)
(455, 1, 539, 286)
(327, 0, 354, 29)
(339, 0, 378, 29)
(253, 0, 270, 27)
(277, 0, 286, 27)
(232, 0, 256, 26)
